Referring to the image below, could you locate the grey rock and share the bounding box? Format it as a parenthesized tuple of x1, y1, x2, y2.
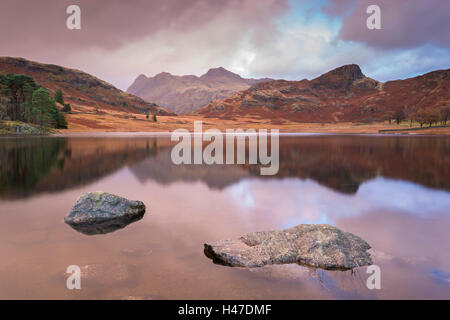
(64, 192, 146, 235)
(0, 121, 46, 136)
(13, 123, 42, 135)
(204, 224, 372, 271)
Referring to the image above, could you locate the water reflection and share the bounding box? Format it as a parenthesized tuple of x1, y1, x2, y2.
(0, 138, 68, 197)
(65, 214, 145, 236)
(227, 177, 450, 228)
(0, 135, 449, 299)
(1, 135, 449, 198)
(0, 137, 160, 199)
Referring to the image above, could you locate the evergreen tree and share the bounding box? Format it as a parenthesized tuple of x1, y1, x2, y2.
(0, 73, 38, 121)
(54, 89, 64, 105)
(32, 87, 53, 127)
(56, 110, 68, 128)
(47, 95, 68, 128)
(0, 73, 67, 129)
(22, 82, 36, 122)
(62, 103, 72, 113)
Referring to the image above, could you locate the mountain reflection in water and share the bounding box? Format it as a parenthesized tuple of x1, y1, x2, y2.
(1, 135, 449, 198)
(0, 134, 448, 299)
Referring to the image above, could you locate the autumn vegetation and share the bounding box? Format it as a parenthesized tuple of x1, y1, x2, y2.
(385, 105, 449, 128)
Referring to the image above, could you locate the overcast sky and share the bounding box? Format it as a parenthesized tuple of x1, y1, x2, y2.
(0, 0, 448, 90)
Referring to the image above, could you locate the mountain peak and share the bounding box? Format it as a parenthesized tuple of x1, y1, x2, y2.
(323, 64, 364, 80)
(311, 64, 365, 89)
(136, 74, 148, 81)
(203, 67, 239, 78)
(126, 67, 271, 113)
(154, 72, 173, 78)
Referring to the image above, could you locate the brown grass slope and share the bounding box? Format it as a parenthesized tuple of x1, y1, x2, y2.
(198, 64, 450, 122)
(0, 57, 174, 116)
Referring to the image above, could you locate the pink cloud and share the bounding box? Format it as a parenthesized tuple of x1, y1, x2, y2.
(0, 0, 288, 89)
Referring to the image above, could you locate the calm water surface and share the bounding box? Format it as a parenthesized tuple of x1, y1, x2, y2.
(0, 134, 449, 299)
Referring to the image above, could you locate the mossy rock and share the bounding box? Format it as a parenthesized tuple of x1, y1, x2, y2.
(0, 121, 50, 135)
(64, 192, 146, 235)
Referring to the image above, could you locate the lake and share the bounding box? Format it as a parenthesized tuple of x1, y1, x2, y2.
(0, 134, 449, 299)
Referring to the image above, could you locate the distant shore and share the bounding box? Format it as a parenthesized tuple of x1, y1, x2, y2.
(4, 115, 448, 137)
(59, 112, 450, 135)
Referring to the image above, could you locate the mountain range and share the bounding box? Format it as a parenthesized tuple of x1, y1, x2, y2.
(198, 64, 450, 122)
(127, 67, 272, 114)
(0, 57, 173, 116)
(2, 57, 448, 124)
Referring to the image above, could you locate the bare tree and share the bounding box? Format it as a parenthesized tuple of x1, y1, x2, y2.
(394, 109, 406, 125)
(440, 106, 449, 126)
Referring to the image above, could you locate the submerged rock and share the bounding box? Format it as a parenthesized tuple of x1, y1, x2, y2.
(64, 192, 146, 235)
(79, 263, 137, 286)
(204, 224, 372, 271)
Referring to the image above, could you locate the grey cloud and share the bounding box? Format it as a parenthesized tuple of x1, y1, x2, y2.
(323, 0, 450, 50)
(0, 0, 288, 89)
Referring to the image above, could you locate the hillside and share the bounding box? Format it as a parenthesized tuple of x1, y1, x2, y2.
(0, 57, 173, 116)
(127, 67, 272, 114)
(198, 64, 450, 122)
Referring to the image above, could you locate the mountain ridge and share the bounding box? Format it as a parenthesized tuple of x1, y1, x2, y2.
(127, 67, 273, 114)
(198, 64, 449, 122)
(0, 57, 174, 116)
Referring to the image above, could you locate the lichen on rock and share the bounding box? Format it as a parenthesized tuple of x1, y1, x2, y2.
(204, 224, 372, 271)
(64, 191, 146, 235)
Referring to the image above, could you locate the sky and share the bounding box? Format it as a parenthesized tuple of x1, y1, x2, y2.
(0, 0, 448, 90)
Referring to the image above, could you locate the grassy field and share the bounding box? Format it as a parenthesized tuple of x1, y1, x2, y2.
(60, 105, 450, 135)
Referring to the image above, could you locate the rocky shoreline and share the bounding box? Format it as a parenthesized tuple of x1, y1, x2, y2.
(0, 121, 51, 136)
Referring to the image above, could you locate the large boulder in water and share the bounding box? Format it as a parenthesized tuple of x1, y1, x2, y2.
(64, 192, 146, 235)
(204, 224, 372, 271)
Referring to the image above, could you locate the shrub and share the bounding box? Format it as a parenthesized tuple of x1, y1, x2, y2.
(54, 89, 64, 105)
(62, 103, 72, 113)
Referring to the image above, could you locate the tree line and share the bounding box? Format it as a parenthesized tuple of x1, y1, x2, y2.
(386, 105, 449, 127)
(0, 73, 69, 128)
